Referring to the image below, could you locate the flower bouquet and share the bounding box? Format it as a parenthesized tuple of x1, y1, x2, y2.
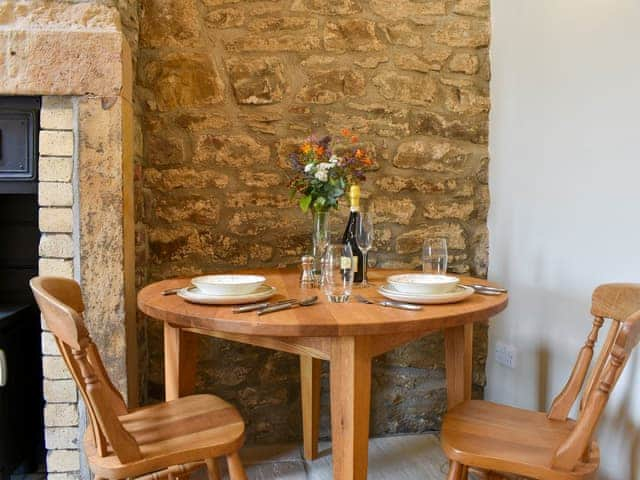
(288, 129, 372, 213)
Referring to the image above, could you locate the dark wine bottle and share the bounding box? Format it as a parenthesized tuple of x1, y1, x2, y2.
(342, 185, 364, 283)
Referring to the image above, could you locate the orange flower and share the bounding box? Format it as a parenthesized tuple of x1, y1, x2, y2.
(362, 157, 373, 166)
(350, 135, 359, 143)
(355, 149, 365, 159)
(341, 128, 352, 137)
(315, 145, 325, 155)
(300, 143, 312, 154)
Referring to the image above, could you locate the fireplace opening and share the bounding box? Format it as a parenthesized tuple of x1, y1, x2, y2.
(0, 97, 45, 479)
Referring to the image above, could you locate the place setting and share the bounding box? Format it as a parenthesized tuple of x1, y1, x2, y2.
(376, 239, 507, 305)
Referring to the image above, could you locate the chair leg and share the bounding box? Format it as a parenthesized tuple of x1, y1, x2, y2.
(461, 465, 469, 480)
(448, 461, 464, 480)
(226, 452, 248, 480)
(205, 458, 220, 480)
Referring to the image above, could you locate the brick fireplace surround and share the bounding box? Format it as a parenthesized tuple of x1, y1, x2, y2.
(0, 4, 136, 478)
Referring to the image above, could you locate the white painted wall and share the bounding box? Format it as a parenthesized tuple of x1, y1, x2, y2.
(488, 1, 640, 478)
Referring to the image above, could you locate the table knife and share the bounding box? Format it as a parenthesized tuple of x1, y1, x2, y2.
(233, 299, 297, 313)
(462, 284, 508, 294)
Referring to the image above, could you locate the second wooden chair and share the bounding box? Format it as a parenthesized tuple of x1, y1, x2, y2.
(441, 283, 640, 480)
(31, 276, 248, 480)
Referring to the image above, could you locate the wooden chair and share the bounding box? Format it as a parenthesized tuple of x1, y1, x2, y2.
(441, 283, 640, 480)
(30, 276, 248, 480)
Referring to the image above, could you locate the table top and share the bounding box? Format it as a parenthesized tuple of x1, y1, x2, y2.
(138, 268, 508, 337)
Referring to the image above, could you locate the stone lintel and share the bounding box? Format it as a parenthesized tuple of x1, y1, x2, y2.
(0, 29, 131, 100)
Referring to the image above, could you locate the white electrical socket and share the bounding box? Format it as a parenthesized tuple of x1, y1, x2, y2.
(495, 341, 517, 369)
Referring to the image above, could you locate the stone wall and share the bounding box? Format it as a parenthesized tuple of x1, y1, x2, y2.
(136, 0, 491, 443)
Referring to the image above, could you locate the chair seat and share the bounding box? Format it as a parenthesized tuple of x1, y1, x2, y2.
(85, 394, 245, 479)
(441, 400, 599, 480)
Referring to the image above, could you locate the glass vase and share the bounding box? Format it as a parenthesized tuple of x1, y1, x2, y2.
(312, 208, 330, 277)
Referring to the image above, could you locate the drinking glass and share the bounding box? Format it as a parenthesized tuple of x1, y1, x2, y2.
(356, 212, 374, 287)
(422, 238, 448, 274)
(321, 243, 354, 303)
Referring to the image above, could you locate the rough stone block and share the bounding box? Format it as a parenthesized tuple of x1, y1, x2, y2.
(424, 199, 475, 220)
(193, 134, 270, 168)
(205, 7, 245, 28)
(396, 224, 466, 254)
(145, 168, 229, 192)
(39, 258, 73, 278)
(226, 57, 285, 105)
(43, 355, 72, 380)
(40, 233, 74, 259)
(44, 380, 78, 403)
(140, 0, 200, 49)
(395, 49, 452, 72)
(155, 197, 221, 224)
(224, 33, 320, 52)
(44, 403, 78, 427)
(393, 138, 477, 173)
(381, 22, 423, 48)
(449, 53, 480, 74)
(41, 97, 73, 130)
(46, 449, 80, 473)
(291, 0, 362, 15)
(371, 197, 416, 225)
(370, 0, 445, 21)
(39, 130, 74, 156)
(45, 428, 79, 450)
(39, 208, 73, 233)
(432, 18, 490, 47)
(39, 182, 73, 207)
(297, 69, 366, 104)
(39, 156, 73, 182)
(454, 0, 490, 17)
(324, 19, 382, 52)
(142, 53, 224, 111)
(373, 71, 438, 106)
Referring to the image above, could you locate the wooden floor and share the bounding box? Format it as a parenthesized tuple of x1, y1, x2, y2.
(192, 434, 451, 479)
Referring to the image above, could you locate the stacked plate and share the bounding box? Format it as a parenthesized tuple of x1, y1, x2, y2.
(378, 274, 474, 305)
(178, 275, 276, 305)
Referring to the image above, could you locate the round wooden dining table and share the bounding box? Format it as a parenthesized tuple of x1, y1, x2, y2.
(138, 268, 508, 480)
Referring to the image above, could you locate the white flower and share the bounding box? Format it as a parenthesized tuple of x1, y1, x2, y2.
(315, 170, 328, 182)
(304, 163, 314, 173)
(317, 162, 333, 170)
(329, 155, 339, 164)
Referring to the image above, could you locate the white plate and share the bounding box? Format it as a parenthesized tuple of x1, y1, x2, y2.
(378, 284, 474, 305)
(191, 274, 266, 296)
(177, 284, 276, 305)
(387, 273, 459, 295)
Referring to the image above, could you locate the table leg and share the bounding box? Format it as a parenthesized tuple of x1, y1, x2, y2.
(444, 323, 473, 409)
(329, 337, 371, 480)
(300, 355, 321, 460)
(164, 323, 199, 401)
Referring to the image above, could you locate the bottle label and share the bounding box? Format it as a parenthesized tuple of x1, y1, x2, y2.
(353, 255, 359, 273)
(340, 256, 352, 269)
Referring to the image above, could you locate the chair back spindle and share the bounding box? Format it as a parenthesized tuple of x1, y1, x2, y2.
(30, 277, 142, 463)
(549, 283, 640, 471)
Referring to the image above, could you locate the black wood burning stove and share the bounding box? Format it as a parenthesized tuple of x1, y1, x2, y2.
(0, 97, 45, 479)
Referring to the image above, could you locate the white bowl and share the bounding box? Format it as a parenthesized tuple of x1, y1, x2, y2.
(191, 274, 266, 296)
(387, 274, 459, 295)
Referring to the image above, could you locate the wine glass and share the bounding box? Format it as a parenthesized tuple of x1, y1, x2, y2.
(356, 212, 374, 287)
(321, 243, 354, 303)
(422, 238, 448, 274)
